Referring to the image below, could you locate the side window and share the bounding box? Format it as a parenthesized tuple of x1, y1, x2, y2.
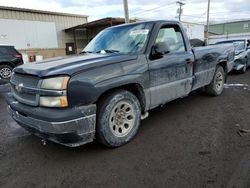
(0, 46, 16, 55)
(155, 25, 186, 53)
(0, 47, 7, 55)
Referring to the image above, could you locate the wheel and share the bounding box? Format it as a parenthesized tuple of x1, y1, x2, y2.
(239, 63, 247, 74)
(205, 66, 225, 96)
(0, 65, 13, 80)
(97, 90, 141, 147)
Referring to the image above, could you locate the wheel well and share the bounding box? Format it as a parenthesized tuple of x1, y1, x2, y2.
(218, 61, 227, 72)
(217, 61, 227, 81)
(0, 62, 14, 69)
(97, 84, 146, 112)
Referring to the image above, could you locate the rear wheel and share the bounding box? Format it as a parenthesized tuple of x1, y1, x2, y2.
(205, 66, 225, 96)
(0, 65, 13, 80)
(97, 90, 141, 147)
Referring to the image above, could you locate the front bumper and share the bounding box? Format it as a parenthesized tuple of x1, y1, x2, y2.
(233, 59, 246, 71)
(6, 93, 96, 147)
(233, 62, 245, 71)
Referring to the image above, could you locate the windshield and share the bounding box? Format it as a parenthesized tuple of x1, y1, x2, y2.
(216, 40, 245, 51)
(83, 23, 153, 54)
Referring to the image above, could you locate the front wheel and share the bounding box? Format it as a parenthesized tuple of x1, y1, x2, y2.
(97, 90, 141, 147)
(205, 66, 225, 96)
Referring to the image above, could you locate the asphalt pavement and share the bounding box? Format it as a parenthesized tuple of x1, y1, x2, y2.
(0, 71, 250, 188)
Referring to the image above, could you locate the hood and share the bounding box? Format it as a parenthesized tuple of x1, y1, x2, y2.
(14, 53, 138, 77)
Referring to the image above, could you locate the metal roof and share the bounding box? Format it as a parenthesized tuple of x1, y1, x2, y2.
(210, 19, 250, 26)
(64, 17, 182, 32)
(0, 44, 14, 47)
(0, 6, 88, 18)
(65, 17, 138, 31)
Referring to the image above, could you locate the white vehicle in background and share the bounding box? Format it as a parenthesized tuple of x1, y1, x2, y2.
(216, 39, 250, 73)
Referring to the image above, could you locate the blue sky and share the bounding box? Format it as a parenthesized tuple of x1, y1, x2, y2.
(0, 0, 250, 23)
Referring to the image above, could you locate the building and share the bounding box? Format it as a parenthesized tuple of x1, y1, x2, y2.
(182, 22, 205, 40)
(0, 6, 88, 59)
(208, 20, 250, 44)
(65, 17, 137, 52)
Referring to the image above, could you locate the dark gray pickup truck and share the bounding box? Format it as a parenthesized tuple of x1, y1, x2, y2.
(6, 20, 235, 147)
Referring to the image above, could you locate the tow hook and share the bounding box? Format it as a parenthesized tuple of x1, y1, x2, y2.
(41, 139, 47, 146)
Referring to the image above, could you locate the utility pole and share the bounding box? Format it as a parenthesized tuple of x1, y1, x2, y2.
(206, 0, 211, 45)
(176, 0, 185, 21)
(123, 0, 129, 23)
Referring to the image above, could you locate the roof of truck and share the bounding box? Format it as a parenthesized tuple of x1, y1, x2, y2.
(125, 20, 180, 25)
(0, 44, 14, 47)
(104, 20, 180, 29)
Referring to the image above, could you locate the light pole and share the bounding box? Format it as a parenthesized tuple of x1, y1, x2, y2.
(123, 0, 129, 23)
(206, 0, 211, 44)
(176, 0, 185, 21)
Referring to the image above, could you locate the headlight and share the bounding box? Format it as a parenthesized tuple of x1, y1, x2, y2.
(40, 76, 70, 107)
(40, 96, 68, 107)
(41, 76, 70, 90)
(234, 53, 244, 60)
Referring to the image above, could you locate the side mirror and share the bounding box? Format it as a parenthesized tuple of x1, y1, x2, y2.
(247, 40, 250, 46)
(152, 42, 170, 57)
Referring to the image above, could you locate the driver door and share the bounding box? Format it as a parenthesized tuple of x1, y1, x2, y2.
(148, 24, 194, 108)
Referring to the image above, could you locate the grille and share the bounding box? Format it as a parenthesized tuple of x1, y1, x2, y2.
(11, 73, 40, 88)
(11, 73, 40, 106)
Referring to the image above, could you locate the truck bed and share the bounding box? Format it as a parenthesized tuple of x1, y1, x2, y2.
(191, 43, 235, 90)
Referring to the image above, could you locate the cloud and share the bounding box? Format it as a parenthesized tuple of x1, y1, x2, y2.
(0, 0, 249, 23)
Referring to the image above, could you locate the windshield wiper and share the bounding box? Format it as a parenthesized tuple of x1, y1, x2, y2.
(80, 51, 93, 54)
(95, 49, 120, 54)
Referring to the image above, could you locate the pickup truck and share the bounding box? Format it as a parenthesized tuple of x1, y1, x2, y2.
(6, 20, 235, 147)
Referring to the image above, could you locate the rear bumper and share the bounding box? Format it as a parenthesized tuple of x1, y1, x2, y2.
(6, 93, 96, 147)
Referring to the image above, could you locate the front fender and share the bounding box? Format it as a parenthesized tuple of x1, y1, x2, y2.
(67, 74, 147, 107)
(95, 74, 146, 90)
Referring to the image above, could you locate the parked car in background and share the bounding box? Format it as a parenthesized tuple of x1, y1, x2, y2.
(216, 39, 250, 73)
(0, 45, 23, 81)
(7, 20, 235, 148)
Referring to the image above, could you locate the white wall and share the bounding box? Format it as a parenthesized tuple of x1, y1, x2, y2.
(0, 19, 58, 49)
(182, 22, 205, 40)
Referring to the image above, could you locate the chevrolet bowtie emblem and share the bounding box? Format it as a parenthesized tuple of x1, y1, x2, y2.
(15, 83, 24, 93)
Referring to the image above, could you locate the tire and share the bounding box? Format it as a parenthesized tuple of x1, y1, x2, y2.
(238, 63, 247, 74)
(205, 66, 225, 96)
(97, 90, 141, 147)
(0, 65, 13, 80)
